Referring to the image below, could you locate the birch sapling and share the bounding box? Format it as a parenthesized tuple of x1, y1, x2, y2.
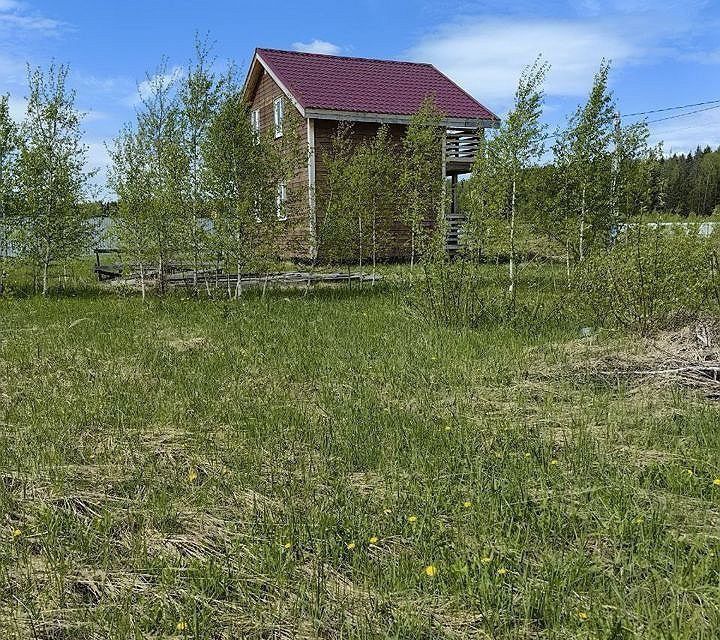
(469, 57, 548, 307)
(0, 94, 18, 294)
(15, 64, 95, 295)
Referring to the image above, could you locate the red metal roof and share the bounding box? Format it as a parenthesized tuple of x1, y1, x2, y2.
(255, 48, 498, 122)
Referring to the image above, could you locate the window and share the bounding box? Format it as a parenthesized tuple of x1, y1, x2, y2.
(273, 97, 284, 138)
(276, 182, 287, 220)
(250, 109, 260, 137)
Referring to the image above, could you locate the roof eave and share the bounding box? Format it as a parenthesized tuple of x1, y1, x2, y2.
(305, 108, 499, 129)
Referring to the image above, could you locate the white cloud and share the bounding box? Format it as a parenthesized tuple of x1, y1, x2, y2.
(7, 95, 26, 121)
(128, 65, 184, 106)
(407, 18, 639, 105)
(0, 0, 63, 35)
(0, 52, 25, 83)
(292, 39, 341, 55)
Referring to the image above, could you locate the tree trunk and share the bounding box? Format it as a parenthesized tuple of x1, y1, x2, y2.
(508, 177, 517, 308)
(158, 254, 164, 295)
(410, 228, 415, 271)
(579, 184, 586, 262)
(42, 242, 50, 296)
(565, 240, 571, 290)
(139, 262, 146, 302)
(358, 214, 363, 280)
(372, 210, 377, 287)
(235, 258, 242, 299)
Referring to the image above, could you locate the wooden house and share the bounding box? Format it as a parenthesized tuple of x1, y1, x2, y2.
(242, 48, 499, 260)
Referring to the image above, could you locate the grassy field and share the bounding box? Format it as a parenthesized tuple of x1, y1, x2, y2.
(1, 273, 720, 639)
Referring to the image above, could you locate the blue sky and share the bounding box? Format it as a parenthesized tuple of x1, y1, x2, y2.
(1, 0, 719, 196)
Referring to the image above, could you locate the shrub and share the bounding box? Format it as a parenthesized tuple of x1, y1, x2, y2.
(403, 260, 492, 329)
(574, 223, 710, 334)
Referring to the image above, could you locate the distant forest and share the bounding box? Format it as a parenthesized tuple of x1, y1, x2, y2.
(660, 146, 720, 216)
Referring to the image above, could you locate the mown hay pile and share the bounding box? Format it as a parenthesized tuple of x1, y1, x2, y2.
(592, 320, 720, 400)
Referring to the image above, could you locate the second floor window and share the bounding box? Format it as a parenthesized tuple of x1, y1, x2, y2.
(250, 109, 260, 137)
(273, 97, 284, 138)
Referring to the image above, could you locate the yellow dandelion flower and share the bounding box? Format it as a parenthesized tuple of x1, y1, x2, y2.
(11, 529, 21, 539)
(578, 611, 589, 621)
(369, 536, 379, 544)
(347, 542, 356, 550)
(496, 567, 507, 575)
(524, 452, 531, 458)
(424, 565, 438, 577)
(686, 469, 694, 476)
(480, 556, 492, 564)
(176, 620, 187, 631)
(444, 426, 451, 431)
(462, 501, 472, 508)
(283, 542, 292, 549)
(550, 459, 558, 466)
(713, 478, 720, 486)
(187, 468, 198, 483)
(383, 508, 392, 515)
(408, 515, 418, 523)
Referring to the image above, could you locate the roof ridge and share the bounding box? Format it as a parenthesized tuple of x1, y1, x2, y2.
(256, 47, 435, 68)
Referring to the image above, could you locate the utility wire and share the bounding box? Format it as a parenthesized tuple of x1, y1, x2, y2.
(644, 103, 720, 124)
(622, 98, 720, 117)
(535, 101, 720, 142)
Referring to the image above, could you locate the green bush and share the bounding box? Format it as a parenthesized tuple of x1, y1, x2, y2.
(574, 224, 712, 334)
(405, 260, 492, 329)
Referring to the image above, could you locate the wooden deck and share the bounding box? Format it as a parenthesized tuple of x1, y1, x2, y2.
(444, 129, 480, 175)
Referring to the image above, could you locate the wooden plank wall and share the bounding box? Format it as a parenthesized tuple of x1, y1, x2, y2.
(247, 68, 312, 260)
(313, 119, 429, 261)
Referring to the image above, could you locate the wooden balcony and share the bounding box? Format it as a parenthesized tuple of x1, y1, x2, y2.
(444, 129, 480, 175)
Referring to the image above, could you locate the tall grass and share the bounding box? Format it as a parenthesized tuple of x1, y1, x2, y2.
(1, 278, 719, 638)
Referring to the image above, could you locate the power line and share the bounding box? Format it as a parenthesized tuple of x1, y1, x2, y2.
(535, 101, 720, 142)
(645, 103, 720, 124)
(622, 98, 720, 117)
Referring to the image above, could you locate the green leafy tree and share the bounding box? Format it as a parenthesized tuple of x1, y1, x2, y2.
(401, 97, 445, 269)
(204, 87, 303, 297)
(552, 60, 615, 262)
(315, 122, 357, 265)
(345, 125, 400, 278)
(467, 57, 549, 307)
(0, 94, 18, 293)
(360, 125, 400, 279)
(178, 36, 224, 288)
(15, 64, 95, 295)
(108, 125, 156, 300)
(111, 59, 185, 296)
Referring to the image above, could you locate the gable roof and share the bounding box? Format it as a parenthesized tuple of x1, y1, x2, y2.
(245, 48, 499, 128)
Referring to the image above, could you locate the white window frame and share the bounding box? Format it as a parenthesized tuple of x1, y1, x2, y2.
(276, 182, 287, 221)
(273, 97, 284, 138)
(250, 108, 260, 138)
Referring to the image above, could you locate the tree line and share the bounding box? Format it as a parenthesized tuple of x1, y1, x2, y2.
(660, 146, 720, 217)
